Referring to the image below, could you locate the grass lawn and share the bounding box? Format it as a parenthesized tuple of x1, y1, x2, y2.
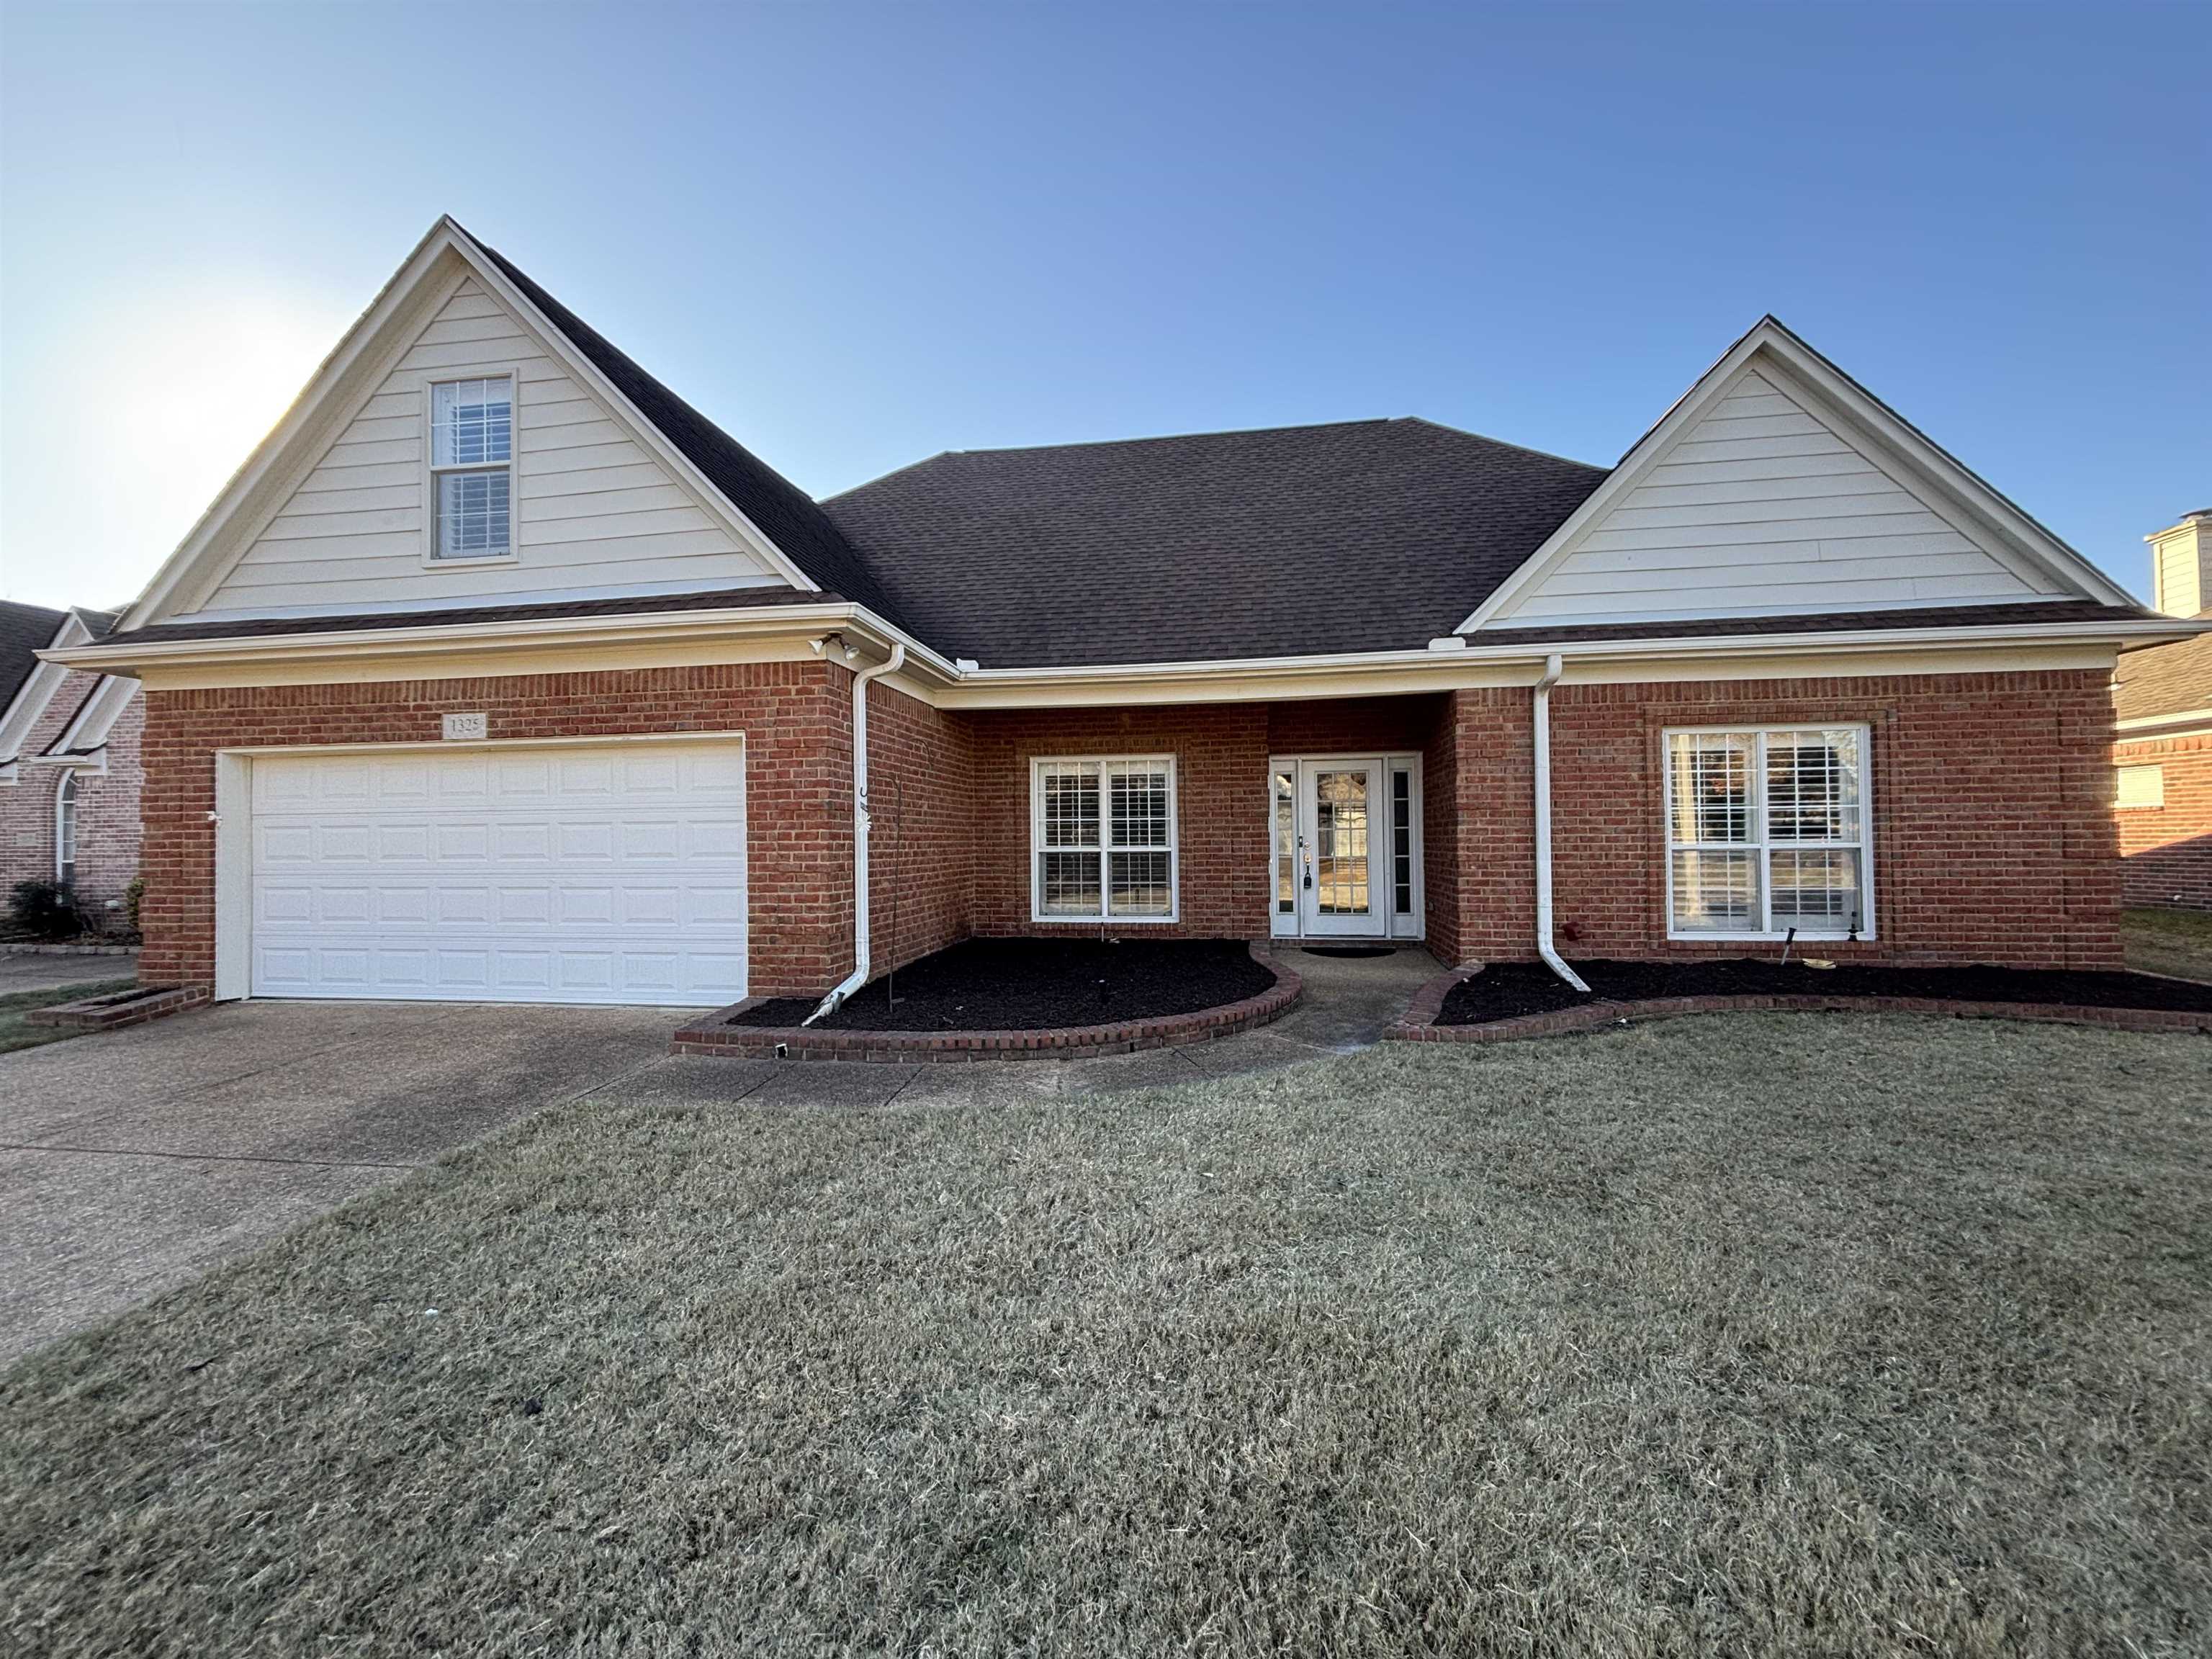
(4, 1016, 2208, 1657)
(0, 980, 137, 1056)
(2126, 907, 2212, 983)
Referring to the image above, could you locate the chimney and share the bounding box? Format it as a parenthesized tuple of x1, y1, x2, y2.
(2147, 510, 2212, 618)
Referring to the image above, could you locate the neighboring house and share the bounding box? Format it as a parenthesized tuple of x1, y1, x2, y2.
(0, 601, 145, 928)
(2113, 511, 2212, 910)
(45, 219, 2203, 1008)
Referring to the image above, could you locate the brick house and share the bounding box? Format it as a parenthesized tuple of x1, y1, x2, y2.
(48, 219, 2202, 1010)
(1, 601, 144, 932)
(2113, 512, 2212, 911)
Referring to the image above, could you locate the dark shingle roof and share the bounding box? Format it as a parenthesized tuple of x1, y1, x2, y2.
(0, 600, 69, 716)
(2116, 630, 2212, 724)
(822, 419, 1611, 667)
(462, 230, 902, 626)
(101, 585, 835, 647)
(94, 235, 2174, 672)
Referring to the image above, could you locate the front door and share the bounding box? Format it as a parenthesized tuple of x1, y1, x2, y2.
(1298, 759, 1382, 937)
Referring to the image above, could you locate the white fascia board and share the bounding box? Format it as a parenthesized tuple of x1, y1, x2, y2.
(1455, 317, 2139, 634)
(42, 606, 2193, 706)
(0, 612, 94, 768)
(934, 615, 2199, 706)
(42, 599, 968, 687)
(127, 217, 822, 631)
(45, 672, 139, 755)
(2115, 706, 2212, 740)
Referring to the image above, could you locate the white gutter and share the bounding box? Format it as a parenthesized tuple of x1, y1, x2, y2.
(43, 609, 2199, 687)
(804, 639, 908, 1025)
(1532, 652, 1590, 994)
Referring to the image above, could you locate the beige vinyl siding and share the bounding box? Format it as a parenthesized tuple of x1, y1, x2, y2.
(1492, 367, 2061, 626)
(2152, 529, 2203, 617)
(195, 278, 787, 615)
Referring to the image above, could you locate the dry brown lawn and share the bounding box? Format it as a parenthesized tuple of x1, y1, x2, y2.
(4, 1013, 2208, 1657)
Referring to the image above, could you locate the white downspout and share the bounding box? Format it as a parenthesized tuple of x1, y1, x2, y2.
(1532, 652, 1591, 994)
(804, 640, 907, 1024)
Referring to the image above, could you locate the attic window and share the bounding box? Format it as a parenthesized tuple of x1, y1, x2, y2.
(429, 377, 513, 560)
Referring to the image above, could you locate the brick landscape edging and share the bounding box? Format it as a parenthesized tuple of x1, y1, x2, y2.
(672, 943, 1302, 1062)
(1385, 964, 2212, 1043)
(24, 984, 210, 1032)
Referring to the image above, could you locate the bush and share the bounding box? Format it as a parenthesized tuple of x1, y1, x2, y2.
(9, 879, 86, 941)
(124, 874, 145, 938)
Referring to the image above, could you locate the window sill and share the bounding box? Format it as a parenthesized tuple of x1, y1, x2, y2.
(1665, 930, 1876, 944)
(420, 552, 521, 570)
(1031, 912, 1182, 927)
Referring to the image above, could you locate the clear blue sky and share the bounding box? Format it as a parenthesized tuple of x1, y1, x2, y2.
(2, 1, 2205, 611)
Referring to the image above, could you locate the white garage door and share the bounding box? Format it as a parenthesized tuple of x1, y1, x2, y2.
(249, 739, 746, 1006)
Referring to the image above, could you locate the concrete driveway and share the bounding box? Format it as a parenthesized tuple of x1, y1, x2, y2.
(0, 948, 1436, 1367)
(0, 999, 689, 1365)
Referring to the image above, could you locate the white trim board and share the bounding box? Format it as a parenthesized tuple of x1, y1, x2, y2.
(48, 601, 2192, 706)
(43, 671, 139, 757)
(1458, 317, 2137, 634)
(0, 611, 96, 778)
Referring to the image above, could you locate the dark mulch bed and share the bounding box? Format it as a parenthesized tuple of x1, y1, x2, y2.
(732, 938, 1277, 1033)
(1438, 957, 2212, 1026)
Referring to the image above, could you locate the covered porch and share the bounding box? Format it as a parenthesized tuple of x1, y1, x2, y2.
(873, 689, 1478, 974)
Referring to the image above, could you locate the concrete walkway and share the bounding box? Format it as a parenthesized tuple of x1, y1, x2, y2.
(0, 947, 1435, 1365)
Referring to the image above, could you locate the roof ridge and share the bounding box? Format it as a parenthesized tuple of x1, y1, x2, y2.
(827, 415, 1609, 495)
(1392, 416, 1610, 476)
(909, 415, 1406, 462)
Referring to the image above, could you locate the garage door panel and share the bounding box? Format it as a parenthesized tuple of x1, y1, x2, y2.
(248, 740, 747, 1006)
(376, 822, 433, 862)
(556, 820, 616, 860)
(377, 887, 433, 925)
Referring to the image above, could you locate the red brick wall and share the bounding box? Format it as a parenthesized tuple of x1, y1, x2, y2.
(1420, 702, 1463, 966)
(1265, 695, 1442, 756)
(2115, 731, 2212, 910)
(866, 680, 976, 970)
(132, 664, 2127, 998)
(1439, 688, 1538, 965)
(965, 703, 1273, 939)
(139, 662, 854, 996)
(1521, 670, 2122, 970)
(0, 673, 143, 930)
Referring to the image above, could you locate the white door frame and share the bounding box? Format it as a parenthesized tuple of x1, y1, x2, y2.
(1268, 753, 1424, 943)
(210, 729, 748, 1004)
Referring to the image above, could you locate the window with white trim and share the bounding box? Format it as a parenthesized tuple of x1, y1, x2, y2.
(1032, 757, 1177, 921)
(55, 772, 78, 886)
(429, 377, 513, 560)
(2116, 764, 2164, 809)
(1665, 726, 1870, 938)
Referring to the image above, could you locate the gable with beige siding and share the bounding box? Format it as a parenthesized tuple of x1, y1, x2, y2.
(192, 277, 788, 618)
(1486, 365, 2063, 628)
